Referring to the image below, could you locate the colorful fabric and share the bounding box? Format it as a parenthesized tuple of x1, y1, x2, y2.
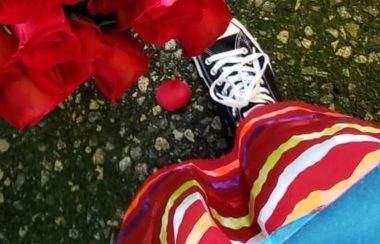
(266, 164, 380, 243)
(117, 102, 380, 244)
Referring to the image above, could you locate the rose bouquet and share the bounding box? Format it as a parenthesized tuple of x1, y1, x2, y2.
(0, 0, 232, 129)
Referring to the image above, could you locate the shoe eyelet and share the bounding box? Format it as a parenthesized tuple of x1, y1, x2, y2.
(242, 48, 248, 54)
(205, 58, 212, 65)
(210, 69, 217, 76)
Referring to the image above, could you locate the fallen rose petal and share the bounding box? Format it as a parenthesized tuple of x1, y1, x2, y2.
(156, 79, 192, 111)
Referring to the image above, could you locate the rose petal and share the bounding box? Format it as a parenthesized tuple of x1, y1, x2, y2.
(0, 71, 75, 129)
(87, 0, 121, 15)
(177, 0, 232, 56)
(28, 61, 91, 94)
(12, 5, 81, 71)
(0, 27, 18, 69)
(156, 79, 192, 111)
(0, 0, 56, 24)
(101, 31, 144, 53)
(131, 1, 202, 45)
(0, 60, 90, 129)
(69, 17, 149, 103)
(70, 17, 108, 63)
(93, 46, 149, 103)
(60, 0, 84, 4)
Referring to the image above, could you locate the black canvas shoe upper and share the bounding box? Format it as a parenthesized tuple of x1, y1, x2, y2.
(193, 18, 281, 131)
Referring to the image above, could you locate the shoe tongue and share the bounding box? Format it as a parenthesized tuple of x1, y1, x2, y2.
(207, 34, 237, 55)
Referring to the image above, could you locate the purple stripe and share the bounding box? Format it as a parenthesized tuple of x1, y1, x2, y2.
(210, 176, 242, 189)
(117, 172, 171, 242)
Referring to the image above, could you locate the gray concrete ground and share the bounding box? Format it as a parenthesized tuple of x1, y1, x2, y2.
(0, 1, 379, 243)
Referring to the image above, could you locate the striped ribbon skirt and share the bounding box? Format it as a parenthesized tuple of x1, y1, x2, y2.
(117, 102, 380, 243)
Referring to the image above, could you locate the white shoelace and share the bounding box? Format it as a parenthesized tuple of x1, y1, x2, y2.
(205, 47, 275, 117)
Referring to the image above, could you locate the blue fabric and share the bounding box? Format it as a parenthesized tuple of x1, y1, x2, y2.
(263, 212, 318, 244)
(266, 165, 380, 244)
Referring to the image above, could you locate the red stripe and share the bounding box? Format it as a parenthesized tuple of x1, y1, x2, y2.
(265, 141, 380, 234)
(199, 227, 231, 244)
(176, 200, 207, 244)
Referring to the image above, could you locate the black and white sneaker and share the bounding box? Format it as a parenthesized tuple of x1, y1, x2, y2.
(193, 18, 281, 131)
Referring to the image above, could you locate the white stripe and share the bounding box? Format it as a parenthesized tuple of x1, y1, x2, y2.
(258, 134, 380, 235)
(173, 193, 208, 243)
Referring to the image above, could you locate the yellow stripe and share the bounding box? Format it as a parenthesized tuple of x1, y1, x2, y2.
(284, 149, 380, 225)
(160, 180, 203, 244)
(185, 212, 216, 244)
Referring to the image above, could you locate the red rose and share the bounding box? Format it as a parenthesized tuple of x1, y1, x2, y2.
(177, 0, 232, 56)
(91, 0, 232, 56)
(0, 27, 17, 71)
(0, 61, 91, 129)
(12, 5, 81, 71)
(0, 24, 91, 129)
(0, 0, 58, 24)
(60, 0, 85, 4)
(0, 66, 88, 129)
(87, 0, 121, 15)
(93, 31, 149, 103)
(86, 0, 232, 56)
(71, 17, 149, 103)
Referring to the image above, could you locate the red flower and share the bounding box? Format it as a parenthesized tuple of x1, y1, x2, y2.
(177, 0, 232, 56)
(0, 25, 90, 129)
(0, 65, 88, 129)
(60, 0, 85, 4)
(93, 32, 149, 103)
(156, 79, 192, 111)
(11, 5, 81, 71)
(0, 0, 57, 24)
(0, 27, 17, 71)
(87, 0, 232, 56)
(87, 0, 121, 15)
(71, 17, 150, 103)
(127, 0, 232, 56)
